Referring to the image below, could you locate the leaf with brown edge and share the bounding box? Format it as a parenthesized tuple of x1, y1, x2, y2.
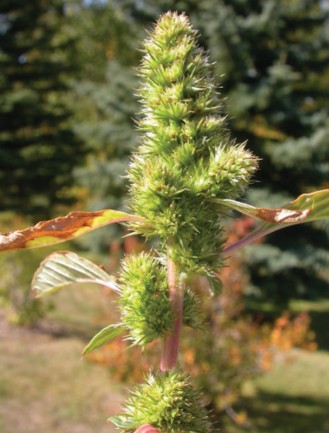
(222, 189, 329, 254)
(215, 198, 311, 223)
(0, 209, 144, 252)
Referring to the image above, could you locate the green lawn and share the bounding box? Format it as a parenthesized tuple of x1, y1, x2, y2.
(0, 329, 124, 433)
(222, 349, 329, 433)
(0, 283, 124, 433)
(222, 297, 329, 433)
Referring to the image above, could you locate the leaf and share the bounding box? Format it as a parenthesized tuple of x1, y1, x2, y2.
(109, 415, 135, 429)
(0, 209, 144, 252)
(223, 189, 329, 254)
(82, 324, 125, 356)
(32, 251, 119, 298)
(216, 198, 311, 223)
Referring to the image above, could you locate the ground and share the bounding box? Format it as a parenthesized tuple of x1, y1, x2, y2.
(0, 311, 124, 433)
(0, 285, 328, 433)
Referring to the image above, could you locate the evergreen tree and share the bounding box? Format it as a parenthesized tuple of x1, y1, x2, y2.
(199, 0, 329, 302)
(68, 2, 141, 250)
(0, 0, 84, 219)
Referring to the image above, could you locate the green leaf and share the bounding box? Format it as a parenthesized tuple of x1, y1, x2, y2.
(32, 251, 118, 298)
(109, 414, 135, 429)
(82, 324, 125, 356)
(222, 189, 329, 254)
(0, 209, 144, 252)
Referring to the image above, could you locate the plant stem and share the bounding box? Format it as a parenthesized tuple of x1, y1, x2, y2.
(160, 256, 184, 371)
(134, 424, 161, 433)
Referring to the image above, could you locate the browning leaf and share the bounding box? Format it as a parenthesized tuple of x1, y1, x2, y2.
(215, 198, 310, 223)
(0, 209, 144, 252)
(257, 207, 310, 223)
(223, 189, 329, 254)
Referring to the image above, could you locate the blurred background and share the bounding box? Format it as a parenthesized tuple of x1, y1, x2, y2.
(0, 1, 328, 432)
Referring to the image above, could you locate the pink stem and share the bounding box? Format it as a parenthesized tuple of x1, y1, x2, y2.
(160, 257, 184, 371)
(134, 424, 161, 433)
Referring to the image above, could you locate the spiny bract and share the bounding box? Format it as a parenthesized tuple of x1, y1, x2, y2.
(110, 370, 211, 433)
(128, 12, 258, 280)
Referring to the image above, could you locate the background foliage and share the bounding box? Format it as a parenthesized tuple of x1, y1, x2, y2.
(0, 0, 86, 219)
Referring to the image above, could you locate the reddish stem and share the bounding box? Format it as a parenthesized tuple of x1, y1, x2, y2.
(134, 424, 161, 433)
(160, 257, 184, 371)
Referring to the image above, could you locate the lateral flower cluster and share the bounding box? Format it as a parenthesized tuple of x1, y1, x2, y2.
(111, 371, 211, 433)
(128, 12, 258, 280)
(118, 252, 203, 346)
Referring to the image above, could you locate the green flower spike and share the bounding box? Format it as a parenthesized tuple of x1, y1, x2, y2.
(118, 252, 203, 347)
(118, 252, 174, 346)
(129, 12, 258, 282)
(110, 371, 211, 433)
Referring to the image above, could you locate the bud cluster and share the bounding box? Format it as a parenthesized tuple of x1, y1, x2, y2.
(111, 371, 211, 433)
(128, 12, 258, 279)
(118, 252, 173, 345)
(118, 252, 203, 346)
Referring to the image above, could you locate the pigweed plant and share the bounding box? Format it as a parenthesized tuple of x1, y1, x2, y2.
(1, 12, 329, 433)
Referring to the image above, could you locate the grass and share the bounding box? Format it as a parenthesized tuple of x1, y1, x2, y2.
(222, 349, 329, 433)
(221, 295, 329, 433)
(0, 324, 125, 433)
(0, 282, 124, 433)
